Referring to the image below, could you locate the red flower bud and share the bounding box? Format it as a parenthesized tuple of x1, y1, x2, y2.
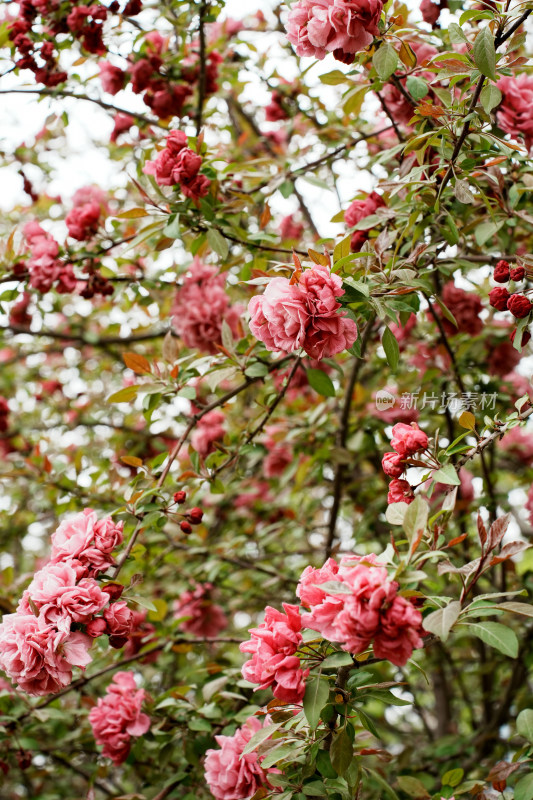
(85, 617, 108, 638)
(493, 260, 510, 282)
(382, 452, 404, 478)
(510, 329, 532, 347)
(507, 293, 533, 319)
(510, 266, 525, 282)
(101, 583, 124, 601)
(173, 490, 187, 504)
(188, 507, 204, 524)
(489, 287, 510, 311)
(180, 520, 193, 534)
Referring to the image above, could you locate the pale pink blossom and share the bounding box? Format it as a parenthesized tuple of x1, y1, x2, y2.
(240, 603, 308, 703)
(103, 601, 134, 639)
(172, 258, 242, 354)
(0, 613, 92, 696)
(286, 0, 382, 64)
(50, 509, 121, 577)
(17, 563, 108, 627)
(173, 583, 228, 638)
(248, 265, 357, 359)
(204, 715, 277, 800)
(501, 427, 533, 466)
(89, 671, 150, 764)
(279, 215, 304, 240)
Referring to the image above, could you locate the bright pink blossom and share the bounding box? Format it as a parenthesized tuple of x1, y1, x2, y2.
(240, 603, 308, 703)
(248, 264, 357, 359)
(144, 131, 211, 201)
(191, 409, 226, 457)
(204, 715, 277, 800)
(298, 555, 423, 666)
(382, 451, 404, 478)
(98, 61, 125, 95)
(23, 220, 76, 294)
(0, 613, 92, 696)
(50, 509, 123, 577)
(345, 191, 385, 251)
(89, 671, 150, 764)
(103, 601, 133, 639)
(172, 258, 242, 354)
(497, 73, 533, 151)
(387, 478, 415, 505)
(390, 422, 428, 457)
(65, 201, 101, 241)
(286, 0, 382, 64)
(279, 214, 304, 240)
(173, 583, 228, 638)
(440, 283, 483, 336)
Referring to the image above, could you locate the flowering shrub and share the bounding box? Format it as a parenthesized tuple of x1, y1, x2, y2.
(1, 0, 533, 798)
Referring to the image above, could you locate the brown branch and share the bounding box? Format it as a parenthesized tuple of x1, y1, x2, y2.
(325, 314, 376, 557)
(1, 324, 170, 346)
(195, 0, 209, 136)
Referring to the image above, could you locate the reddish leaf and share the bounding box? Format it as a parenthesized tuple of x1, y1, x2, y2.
(123, 352, 152, 375)
(488, 514, 511, 551)
(487, 761, 521, 782)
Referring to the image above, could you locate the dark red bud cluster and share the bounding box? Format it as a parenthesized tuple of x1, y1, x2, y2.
(188, 507, 204, 525)
(80, 273, 114, 299)
(173, 490, 187, 504)
(102, 583, 124, 601)
(180, 520, 192, 535)
(493, 260, 510, 282)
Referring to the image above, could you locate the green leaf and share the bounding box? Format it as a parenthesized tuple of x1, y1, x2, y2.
(330, 728, 353, 776)
(403, 495, 429, 550)
(241, 723, 281, 756)
(480, 83, 502, 114)
(373, 44, 399, 81)
(303, 676, 330, 729)
(396, 776, 430, 798)
(449, 23, 467, 44)
(163, 214, 181, 239)
(515, 774, 533, 800)
(406, 76, 429, 101)
(382, 327, 400, 371)
(319, 69, 347, 85)
(441, 769, 464, 787)
(334, 234, 352, 263)
(322, 652, 354, 669)
(306, 368, 336, 397)
(423, 601, 461, 642)
(432, 464, 461, 486)
(475, 220, 504, 246)
(473, 27, 497, 81)
(107, 385, 139, 404)
(207, 228, 230, 260)
(260, 743, 295, 769)
(517, 709, 533, 743)
(468, 621, 519, 658)
(496, 602, 533, 618)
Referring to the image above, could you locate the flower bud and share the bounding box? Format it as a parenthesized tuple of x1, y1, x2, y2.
(173, 490, 187, 504)
(507, 293, 533, 319)
(188, 507, 204, 525)
(493, 260, 510, 283)
(102, 583, 124, 601)
(510, 266, 525, 282)
(489, 287, 510, 311)
(510, 329, 532, 347)
(85, 617, 108, 638)
(180, 520, 193, 534)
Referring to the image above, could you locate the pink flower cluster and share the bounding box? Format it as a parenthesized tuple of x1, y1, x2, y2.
(248, 264, 357, 359)
(88, 671, 150, 764)
(171, 258, 242, 354)
(23, 220, 76, 294)
(279, 214, 305, 241)
(240, 603, 309, 703)
(439, 283, 483, 337)
(497, 73, 533, 151)
(286, 0, 382, 64)
(383, 422, 428, 505)
(263, 424, 293, 478)
(204, 715, 277, 800)
(144, 130, 211, 202)
(0, 510, 127, 696)
(297, 554, 424, 666)
(173, 582, 228, 638)
(345, 191, 385, 252)
(190, 409, 226, 458)
(66, 185, 107, 241)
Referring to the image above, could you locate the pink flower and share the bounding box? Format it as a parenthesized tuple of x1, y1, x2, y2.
(23, 219, 77, 294)
(191, 409, 226, 458)
(50, 509, 120, 577)
(286, 0, 382, 64)
(104, 601, 133, 639)
(382, 451, 404, 478)
(172, 258, 242, 354)
(387, 478, 415, 505)
(526, 484, 533, 527)
(94, 517, 124, 553)
(298, 555, 423, 666)
(501, 427, 533, 466)
(279, 214, 304, 240)
(17, 563, 108, 628)
(111, 112, 135, 143)
(420, 0, 441, 26)
(390, 422, 428, 457)
(497, 73, 533, 151)
(240, 604, 308, 703)
(98, 61, 125, 95)
(204, 715, 277, 800)
(248, 264, 357, 359)
(440, 283, 483, 336)
(144, 131, 211, 201)
(297, 557, 340, 606)
(345, 191, 385, 251)
(173, 583, 228, 638)
(0, 613, 92, 696)
(263, 425, 293, 478)
(65, 201, 101, 241)
(89, 671, 150, 764)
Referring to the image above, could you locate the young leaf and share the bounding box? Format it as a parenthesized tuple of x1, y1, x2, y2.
(306, 368, 336, 397)
(480, 84, 502, 114)
(382, 327, 399, 371)
(373, 44, 399, 81)
(422, 601, 461, 641)
(303, 676, 330, 729)
(473, 27, 497, 81)
(468, 621, 519, 658)
(207, 228, 229, 260)
(330, 728, 353, 776)
(123, 352, 151, 375)
(517, 709, 533, 743)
